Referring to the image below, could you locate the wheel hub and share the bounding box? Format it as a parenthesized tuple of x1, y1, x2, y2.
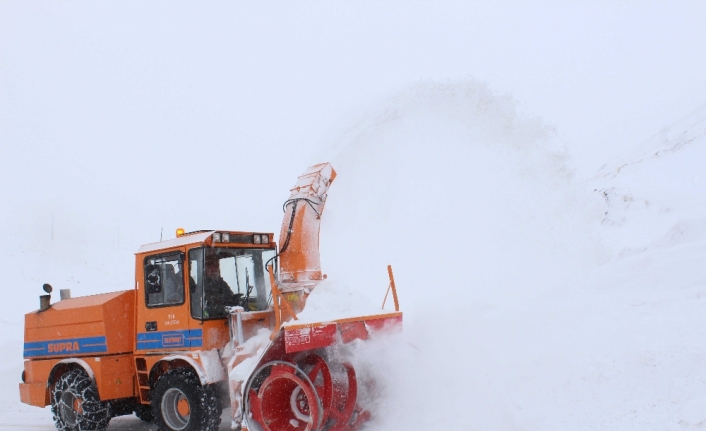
(59, 392, 82, 427)
(161, 387, 191, 430)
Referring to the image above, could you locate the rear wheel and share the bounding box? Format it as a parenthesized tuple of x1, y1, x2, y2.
(51, 368, 111, 431)
(152, 369, 221, 431)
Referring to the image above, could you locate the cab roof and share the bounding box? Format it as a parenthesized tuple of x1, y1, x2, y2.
(137, 231, 215, 254)
(137, 230, 275, 254)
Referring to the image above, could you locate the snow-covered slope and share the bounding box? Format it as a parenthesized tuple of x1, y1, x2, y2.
(593, 102, 706, 253)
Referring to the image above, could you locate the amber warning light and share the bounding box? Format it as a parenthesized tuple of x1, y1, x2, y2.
(176, 228, 185, 237)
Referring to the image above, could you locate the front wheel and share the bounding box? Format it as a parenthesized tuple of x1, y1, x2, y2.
(51, 368, 111, 431)
(152, 369, 221, 431)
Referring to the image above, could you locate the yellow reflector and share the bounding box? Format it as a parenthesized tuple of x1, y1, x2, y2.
(176, 228, 185, 237)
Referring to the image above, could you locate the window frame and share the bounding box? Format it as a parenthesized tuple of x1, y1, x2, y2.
(188, 245, 276, 320)
(143, 251, 187, 309)
(188, 247, 205, 320)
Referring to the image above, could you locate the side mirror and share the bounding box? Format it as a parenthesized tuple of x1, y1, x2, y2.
(145, 266, 162, 293)
(43, 283, 53, 294)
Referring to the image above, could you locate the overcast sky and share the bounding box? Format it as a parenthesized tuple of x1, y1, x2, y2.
(1, 1, 705, 249)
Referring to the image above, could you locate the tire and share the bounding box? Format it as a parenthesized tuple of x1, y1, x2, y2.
(134, 403, 154, 422)
(152, 369, 221, 431)
(51, 368, 111, 431)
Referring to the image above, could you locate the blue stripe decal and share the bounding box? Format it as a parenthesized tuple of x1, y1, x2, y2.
(136, 329, 203, 350)
(23, 336, 108, 358)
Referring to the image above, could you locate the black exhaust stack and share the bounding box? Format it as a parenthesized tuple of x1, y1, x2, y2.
(39, 283, 52, 312)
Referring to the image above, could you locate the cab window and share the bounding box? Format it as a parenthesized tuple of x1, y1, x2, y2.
(189, 247, 275, 320)
(144, 253, 185, 307)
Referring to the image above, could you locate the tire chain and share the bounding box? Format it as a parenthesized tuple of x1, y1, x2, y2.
(51, 369, 111, 431)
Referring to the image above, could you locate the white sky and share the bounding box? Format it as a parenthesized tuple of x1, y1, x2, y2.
(1, 0, 705, 248)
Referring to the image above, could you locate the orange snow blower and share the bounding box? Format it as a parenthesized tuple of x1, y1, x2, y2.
(20, 162, 401, 431)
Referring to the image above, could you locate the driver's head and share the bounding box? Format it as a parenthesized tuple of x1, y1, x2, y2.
(204, 256, 220, 278)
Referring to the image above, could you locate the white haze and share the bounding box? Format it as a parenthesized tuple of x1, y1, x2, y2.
(333, 85, 706, 430)
(2, 1, 706, 430)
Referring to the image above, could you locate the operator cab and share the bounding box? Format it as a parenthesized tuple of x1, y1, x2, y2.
(138, 231, 276, 326)
(136, 229, 277, 348)
(179, 230, 276, 320)
(188, 244, 276, 319)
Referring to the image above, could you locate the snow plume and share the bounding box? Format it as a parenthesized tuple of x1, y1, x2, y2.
(319, 79, 606, 307)
(312, 80, 608, 430)
(318, 89, 706, 431)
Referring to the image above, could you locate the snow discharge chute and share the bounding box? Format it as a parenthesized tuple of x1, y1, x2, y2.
(278, 162, 337, 286)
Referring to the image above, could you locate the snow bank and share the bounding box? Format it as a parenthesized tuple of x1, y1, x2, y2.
(594, 102, 706, 253)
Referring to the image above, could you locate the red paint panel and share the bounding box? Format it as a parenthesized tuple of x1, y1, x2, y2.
(339, 321, 369, 344)
(365, 315, 403, 332)
(284, 324, 337, 353)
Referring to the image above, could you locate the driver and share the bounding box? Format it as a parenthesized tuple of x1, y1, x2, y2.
(203, 256, 241, 310)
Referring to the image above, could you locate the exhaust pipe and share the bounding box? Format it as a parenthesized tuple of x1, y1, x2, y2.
(39, 295, 51, 312)
(38, 284, 53, 312)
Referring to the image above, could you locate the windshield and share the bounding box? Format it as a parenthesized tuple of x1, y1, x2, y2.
(188, 247, 276, 320)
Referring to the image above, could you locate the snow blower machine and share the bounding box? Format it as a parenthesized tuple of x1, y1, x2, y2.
(19, 162, 402, 431)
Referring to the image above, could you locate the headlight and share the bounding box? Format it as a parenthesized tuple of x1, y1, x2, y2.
(213, 232, 222, 242)
(222, 233, 230, 242)
(261, 234, 269, 243)
(253, 234, 261, 244)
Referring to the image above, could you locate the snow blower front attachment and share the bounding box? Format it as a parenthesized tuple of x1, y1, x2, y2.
(226, 164, 402, 431)
(236, 307, 401, 431)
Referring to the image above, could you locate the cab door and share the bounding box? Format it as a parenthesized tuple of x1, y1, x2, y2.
(185, 246, 230, 350)
(136, 249, 196, 352)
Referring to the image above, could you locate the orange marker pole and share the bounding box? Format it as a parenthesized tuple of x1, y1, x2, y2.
(386, 265, 399, 312)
